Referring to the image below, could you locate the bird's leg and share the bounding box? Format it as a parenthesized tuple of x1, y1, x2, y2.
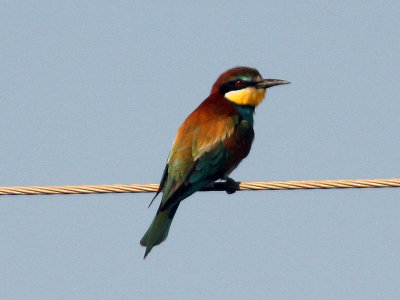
(202, 177, 240, 194)
(222, 176, 240, 194)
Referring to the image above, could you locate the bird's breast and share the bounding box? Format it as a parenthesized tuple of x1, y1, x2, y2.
(222, 120, 254, 172)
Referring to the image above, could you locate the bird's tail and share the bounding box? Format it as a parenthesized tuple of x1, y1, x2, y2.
(140, 203, 179, 258)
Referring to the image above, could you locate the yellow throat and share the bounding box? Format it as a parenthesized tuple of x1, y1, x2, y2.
(224, 87, 266, 107)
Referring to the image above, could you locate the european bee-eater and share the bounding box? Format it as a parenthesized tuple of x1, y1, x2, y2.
(140, 66, 289, 258)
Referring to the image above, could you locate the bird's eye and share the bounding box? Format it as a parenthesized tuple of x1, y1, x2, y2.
(235, 80, 246, 88)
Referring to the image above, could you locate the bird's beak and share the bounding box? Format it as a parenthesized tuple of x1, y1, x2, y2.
(256, 79, 290, 89)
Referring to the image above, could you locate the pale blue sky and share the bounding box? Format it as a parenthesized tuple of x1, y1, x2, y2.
(1, 1, 400, 299)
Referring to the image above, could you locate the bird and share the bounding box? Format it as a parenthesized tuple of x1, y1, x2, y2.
(140, 66, 289, 258)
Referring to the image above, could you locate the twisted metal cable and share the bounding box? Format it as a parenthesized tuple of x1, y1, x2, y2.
(0, 178, 399, 196)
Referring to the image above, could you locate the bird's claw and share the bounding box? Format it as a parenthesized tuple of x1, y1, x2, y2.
(223, 177, 240, 194)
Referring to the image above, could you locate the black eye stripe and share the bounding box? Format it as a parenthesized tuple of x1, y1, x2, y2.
(219, 79, 255, 94)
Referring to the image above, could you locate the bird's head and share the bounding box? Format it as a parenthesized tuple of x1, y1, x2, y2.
(211, 66, 290, 107)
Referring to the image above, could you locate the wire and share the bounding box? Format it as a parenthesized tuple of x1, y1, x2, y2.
(0, 178, 399, 196)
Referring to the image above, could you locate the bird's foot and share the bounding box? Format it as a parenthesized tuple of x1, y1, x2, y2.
(222, 176, 240, 194)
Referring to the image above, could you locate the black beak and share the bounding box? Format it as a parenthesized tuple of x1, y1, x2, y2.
(256, 79, 290, 89)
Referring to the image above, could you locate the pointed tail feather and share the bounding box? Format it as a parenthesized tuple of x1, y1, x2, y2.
(140, 204, 179, 258)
